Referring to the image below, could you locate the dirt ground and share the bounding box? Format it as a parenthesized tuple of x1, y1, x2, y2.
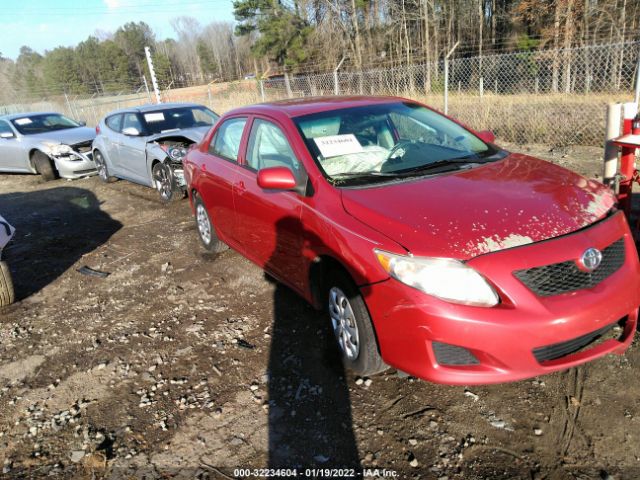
(1, 144, 639, 479)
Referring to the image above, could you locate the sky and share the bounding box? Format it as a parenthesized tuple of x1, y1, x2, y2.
(0, 0, 236, 60)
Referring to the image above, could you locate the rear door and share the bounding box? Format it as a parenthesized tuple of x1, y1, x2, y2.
(198, 116, 249, 244)
(117, 112, 149, 185)
(232, 117, 306, 292)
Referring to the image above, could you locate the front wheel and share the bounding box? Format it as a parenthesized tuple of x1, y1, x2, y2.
(326, 270, 387, 376)
(194, 194, 228, 253)
(153, 162, 183, 204)
(0, 260, 15, 307)
(94, 150, 117, 183)
(33, 151, 57, 181)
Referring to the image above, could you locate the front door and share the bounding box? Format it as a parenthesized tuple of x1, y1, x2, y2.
(117, 113, 148, 184)
(198, 116, 249, 244)
(233, 118, 306, 293)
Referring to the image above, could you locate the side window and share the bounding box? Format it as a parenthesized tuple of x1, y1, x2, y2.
(246, 119, 300, 172)
(122, 113, 143, 133)
(106, 114, 123, 132)
(0, 121, 14, 136)
(210, 117, 247, 162)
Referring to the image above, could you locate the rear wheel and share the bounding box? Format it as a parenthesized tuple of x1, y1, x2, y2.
(194, 193, 228, 253)
(153, 162, 183, 204)
(326, 269, 387, 376)
(0, 260, 14, 307)
(94, 150, 117, 183)
(33, 151, 57, 181)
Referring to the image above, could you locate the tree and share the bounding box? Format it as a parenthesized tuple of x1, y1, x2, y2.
(114, 22, 155, 79)
(233, 0, 312, 68)
(196, 40, 219, 78)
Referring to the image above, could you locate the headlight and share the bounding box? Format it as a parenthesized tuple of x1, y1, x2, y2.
(168, 146, 187, 161)
(43, 143, 73, 156)
(374, 249, 499, 307)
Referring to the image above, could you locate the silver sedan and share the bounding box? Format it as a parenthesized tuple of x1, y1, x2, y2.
(92, 103, 219, 203)
(0, 112, 96, 180)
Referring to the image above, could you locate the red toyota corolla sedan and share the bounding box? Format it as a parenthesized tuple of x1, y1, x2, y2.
(183, 96, 640, 385)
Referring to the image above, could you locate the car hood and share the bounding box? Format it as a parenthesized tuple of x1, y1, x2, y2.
(340, 153, 617, 260)
(146, 126, 211, 143)
(27, 127, 96, 146)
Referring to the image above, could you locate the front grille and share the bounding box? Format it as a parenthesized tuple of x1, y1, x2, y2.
(514, 238, 625, 296)
(433, 342, 480, 366)
(532, 318, 625, 363)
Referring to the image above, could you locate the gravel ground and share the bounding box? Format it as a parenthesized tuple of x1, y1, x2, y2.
(0, 144, 639, 479)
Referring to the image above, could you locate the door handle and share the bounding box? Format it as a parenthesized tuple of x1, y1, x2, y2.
(236, 180, 246, 193)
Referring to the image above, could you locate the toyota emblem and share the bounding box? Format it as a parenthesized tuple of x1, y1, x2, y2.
(580, 248, 603, 271)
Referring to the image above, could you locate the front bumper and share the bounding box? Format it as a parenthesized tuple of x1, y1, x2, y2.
(52, 150, 96, 179)
(362, 211, 640, 385)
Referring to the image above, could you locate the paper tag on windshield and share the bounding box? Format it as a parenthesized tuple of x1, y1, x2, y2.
(314, 134, 363, 158)
(144, 112, 165, 122)
(15, 118, 32, 125)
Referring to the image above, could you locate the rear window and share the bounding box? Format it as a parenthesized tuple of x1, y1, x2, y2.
(142, 106, 219, 135)
(105, 114, 122, 132)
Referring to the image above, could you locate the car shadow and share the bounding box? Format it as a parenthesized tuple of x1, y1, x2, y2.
(266, 217, 361, 471)
(0, 186, 122, 300)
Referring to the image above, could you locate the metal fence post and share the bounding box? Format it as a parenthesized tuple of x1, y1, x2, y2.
(207, 83, 213, 108)
(334, 56, 346, 96)
(259, 79, 265, 101)
(63, 92, 73, 118)
(284, 72, 293, 98)
(443, 42, 459, 115)
(634, 49, 640, 105)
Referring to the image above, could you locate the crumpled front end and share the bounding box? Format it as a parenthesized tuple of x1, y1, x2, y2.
(49, 140, 97, 179)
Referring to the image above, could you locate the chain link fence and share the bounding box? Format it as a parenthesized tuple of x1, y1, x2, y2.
(2, 41, 638, 147)
(259, 42, 640, 146)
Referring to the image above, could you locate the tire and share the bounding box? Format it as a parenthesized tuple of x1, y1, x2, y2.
(152, 162, 184, 204)
(94, 150, 117, 183)
(0, 260, 15, 307)
(326, 269, 387, 376)
(193, 193, 228, 253)
(33, 151, 57, 181)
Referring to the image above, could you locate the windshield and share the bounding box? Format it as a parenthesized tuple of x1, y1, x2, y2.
(11, 114, 80, 135)
(142, 106, 219, 135)
(295, 102, 501, 186)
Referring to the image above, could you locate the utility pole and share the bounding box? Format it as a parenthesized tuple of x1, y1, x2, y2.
(144, 46, 162, 104)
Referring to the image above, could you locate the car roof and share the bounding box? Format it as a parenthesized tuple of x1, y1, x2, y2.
(225, 96, 407, 119)
(0, 111, 62, 121)
(106, 102, 205, 116)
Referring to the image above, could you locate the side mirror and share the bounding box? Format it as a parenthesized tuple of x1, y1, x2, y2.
(78, 120, 87, 127)
(0, 132, 15, 139)
(257, 166, 297, 191)
(122, 127, 141, 136)
(476, 130, 495, 144)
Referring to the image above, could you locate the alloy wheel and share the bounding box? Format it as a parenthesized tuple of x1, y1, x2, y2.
(328, 287, 360, 360)
(153, 164, 173, 201)
(95, 153, 107, 181)
(196, 204, 211, 245)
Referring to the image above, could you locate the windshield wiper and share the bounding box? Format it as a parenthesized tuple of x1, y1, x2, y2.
(332, 171, 399, 179)
(390, 155, 496, 177)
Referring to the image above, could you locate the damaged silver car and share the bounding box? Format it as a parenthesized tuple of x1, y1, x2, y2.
(0, 215, 15, 307)
(92, 103, 219, 203)
(0, 112, 96, 180)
